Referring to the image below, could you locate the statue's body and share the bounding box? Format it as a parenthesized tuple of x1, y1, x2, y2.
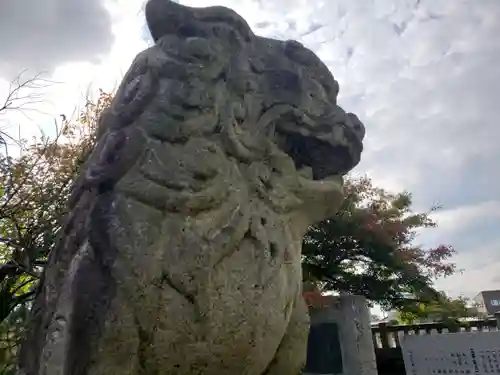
(18, 1, 364, 374)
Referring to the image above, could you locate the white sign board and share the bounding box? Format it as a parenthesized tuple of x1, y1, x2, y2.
(401, 331, 500, 375)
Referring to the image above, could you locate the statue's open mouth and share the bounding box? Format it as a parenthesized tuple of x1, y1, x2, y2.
(272, 115, 363, 181)
(274, 130, 358, 180)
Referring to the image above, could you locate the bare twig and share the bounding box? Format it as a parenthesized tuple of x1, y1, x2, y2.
(0, 70, 57, 147)
(0, 70, 53, 114)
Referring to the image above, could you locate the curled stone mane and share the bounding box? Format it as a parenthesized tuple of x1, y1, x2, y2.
(18, 1, 365, 374)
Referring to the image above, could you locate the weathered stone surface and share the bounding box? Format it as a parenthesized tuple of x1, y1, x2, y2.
(18, 1, 365, 374)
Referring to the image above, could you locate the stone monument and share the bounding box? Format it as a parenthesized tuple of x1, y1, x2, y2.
(18, 0, 365, 374)
(304, 295, 378, 375)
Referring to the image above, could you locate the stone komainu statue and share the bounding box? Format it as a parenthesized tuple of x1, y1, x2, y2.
(18, 1, 364, 374)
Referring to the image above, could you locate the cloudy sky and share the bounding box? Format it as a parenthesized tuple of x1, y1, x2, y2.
(1, 0, 499, 302)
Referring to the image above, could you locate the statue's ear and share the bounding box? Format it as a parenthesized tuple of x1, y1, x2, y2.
(145, 0, 254, 44)
(145, 0, 192, 42)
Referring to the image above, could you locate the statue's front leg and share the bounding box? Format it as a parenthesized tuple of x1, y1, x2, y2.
(263, 294, 310, 375)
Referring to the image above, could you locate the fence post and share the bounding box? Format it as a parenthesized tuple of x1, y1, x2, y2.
(378, 322, 390, 349)
(495, 312, 500, 329)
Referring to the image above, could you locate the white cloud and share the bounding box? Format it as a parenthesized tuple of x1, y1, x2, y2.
(434, 240, 500, 299)
(418, 201, 500, 298)
(0, 0, 114, 80)
(0, 0, 147, 141)
(430, 201, 500, 235)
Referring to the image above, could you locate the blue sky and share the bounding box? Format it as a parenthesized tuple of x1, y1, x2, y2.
(0, 0, 499, 301)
